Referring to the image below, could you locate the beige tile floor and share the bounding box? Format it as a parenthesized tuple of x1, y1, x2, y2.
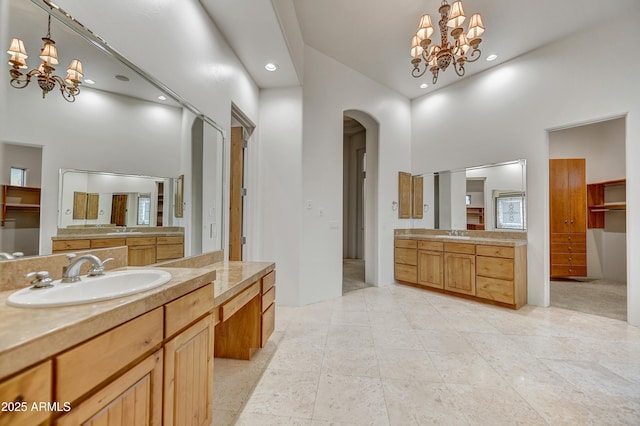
(213, 284, 640, 425)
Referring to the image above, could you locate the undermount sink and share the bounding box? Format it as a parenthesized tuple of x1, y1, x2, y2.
(442, 235, 472, 240)
(106, 231, 143, 236)
(6, 269, 172, 308)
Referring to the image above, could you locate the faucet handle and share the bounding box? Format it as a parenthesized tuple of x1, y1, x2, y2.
(88, 257, 114, 276)
(25, 271, 54, 289)
(66, 253, 77, 261)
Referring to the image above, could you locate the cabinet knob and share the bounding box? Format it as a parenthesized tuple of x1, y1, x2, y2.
(568, 236, 571, 241)
(571, 220, 574, 224)
(564, 220, 568, 223)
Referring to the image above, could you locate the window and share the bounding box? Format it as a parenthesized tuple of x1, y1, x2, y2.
(137, 195, 151, 225)
(10, 167, 26, 186)
(495, 192, 526, 230)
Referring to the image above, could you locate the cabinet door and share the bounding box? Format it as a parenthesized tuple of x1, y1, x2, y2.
(128, 245, 156, 266)
(567, 159, 586, 232)
(398, 172, 412, 219)
(417, 250, 444, 289)
(55, 350, 163, 426)
(549, 159, 571, 233)
(444, 252, 476, 295)
(0, 361, 51, 426)
(164, 314, 214, 426)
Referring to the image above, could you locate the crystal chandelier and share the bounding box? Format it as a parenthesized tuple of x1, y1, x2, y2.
(6, 14, 83, 102)
(410, 0, 485, 85)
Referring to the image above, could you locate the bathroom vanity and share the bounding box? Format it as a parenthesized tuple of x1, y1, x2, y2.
(0, 252, 276, 425)
(394, 229, 527, 309)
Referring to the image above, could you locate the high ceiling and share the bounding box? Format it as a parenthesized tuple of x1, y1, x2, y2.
(202, 0, 640, 99)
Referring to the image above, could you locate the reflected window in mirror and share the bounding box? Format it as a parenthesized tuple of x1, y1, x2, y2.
(10, 167, 26, 186)
(137, 194, 151, 225)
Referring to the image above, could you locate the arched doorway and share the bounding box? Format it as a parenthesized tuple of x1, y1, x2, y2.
(343, 110, 379, 293)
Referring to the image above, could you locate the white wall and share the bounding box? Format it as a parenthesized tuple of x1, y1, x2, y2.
(257, 87, 303, 306)
(411, 9, 640, 325)
(549, 118, 626, 282)
(300, 46, 411, 305)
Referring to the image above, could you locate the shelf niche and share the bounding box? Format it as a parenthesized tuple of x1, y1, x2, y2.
(587, 178, 626, 229)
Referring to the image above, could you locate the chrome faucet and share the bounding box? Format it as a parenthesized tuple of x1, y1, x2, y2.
(61, 254, 113, 283)
(0, 252, 15, 260)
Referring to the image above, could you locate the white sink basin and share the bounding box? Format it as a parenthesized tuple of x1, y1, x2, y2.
(442, 235, 472, 240)
(106, 231, 143, 235)
(6, 269, 172, 308)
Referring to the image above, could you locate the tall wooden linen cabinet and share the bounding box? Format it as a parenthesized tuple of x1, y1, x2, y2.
(549, 158, 587, 277)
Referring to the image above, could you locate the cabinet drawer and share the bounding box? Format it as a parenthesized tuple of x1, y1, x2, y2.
(220, 281, 260, 322)
(52, 239, 90, 251)
(551, 265, 587, 277)
(0, 361, 52, 426)
(476, 276, 514, 304)
(551, 233, 586, 243)
(476, 256, 514, 281)
(395, 247, 417, 265)
(394, 239, 417, 249)
(418, 240, 443, 251)
(55, 308, 163, 403)
(476, 245, 514, 259)
(394, 263, 417, 283)
(156, 244, 183, 260)
(165, 283, 215, 338)
(262, 286, 275, 312)
(128, 245, 157, 266)
(551, 253, 586, 266)
(126, 236, 156, 246)
(444, 242, 476, 255)
(157, 235, 184, 245)
(262, 270, 276, 293)
(261, 302, 275, 347)
(551, 243, 586, 253)
(91, 238, 126, 248)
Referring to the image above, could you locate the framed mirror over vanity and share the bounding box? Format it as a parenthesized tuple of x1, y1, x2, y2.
(395, 159, 528, 309)
(0, 0, 225, 258)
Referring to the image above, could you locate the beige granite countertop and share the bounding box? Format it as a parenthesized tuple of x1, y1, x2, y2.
(203, 261, 275, 307)
(0, 266, 215, 379)
(51, 231, 184, 240)
(395, 234, 527, 247)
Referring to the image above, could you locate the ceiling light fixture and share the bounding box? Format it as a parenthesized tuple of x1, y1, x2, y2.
(158, 95, 167, 101)
(486, 54, 498, 61)
(84, 79, 95, 85)
(6, 14, 83, 102)
(410, 0, 485, 85)
(264, 63, 278, 72)
(420, 83, 428, 89)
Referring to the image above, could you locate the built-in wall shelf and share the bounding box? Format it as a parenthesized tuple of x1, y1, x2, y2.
(587, 179, 626, 228)
(466, 207, 485, 230)
(1, 185, 41, 225)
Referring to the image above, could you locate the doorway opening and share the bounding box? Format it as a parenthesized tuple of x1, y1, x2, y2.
(343, 115, 370, 294)
(548, 116, 627, 321)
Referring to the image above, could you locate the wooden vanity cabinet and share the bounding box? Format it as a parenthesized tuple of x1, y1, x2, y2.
(443, 243, 476, 295)
(55, 350, 164, 426)
(53, 234, 184, 266)
(163, 315, 214, 426)
(394, 239, 417, 284)
(127, 237, 157, 266)
(0, 361, 52, 426)
(261, 271, 276, 347)
(417, 240, 444, 289)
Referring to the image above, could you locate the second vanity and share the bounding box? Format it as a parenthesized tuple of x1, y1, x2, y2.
(395, 229, 527, 309)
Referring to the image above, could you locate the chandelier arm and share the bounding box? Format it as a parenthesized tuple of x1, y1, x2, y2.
(465, 48, 482, 63)
(454, 61, 465, 77)
(412, 66, 428, 78)
(9, 75, 31, 89)
(432, 68, 439, 85)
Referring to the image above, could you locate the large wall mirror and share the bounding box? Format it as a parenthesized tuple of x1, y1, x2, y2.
(1, 0, 226, 255)
(415, 159, 527, 232)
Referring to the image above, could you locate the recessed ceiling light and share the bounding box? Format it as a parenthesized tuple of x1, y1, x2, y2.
(264, 63, 278, 72)
(486, 54, 498, 62)
(115, 74, 130, 82)
(84, 79, 95, 85)
(158, 95, 167, 101)
(420, 83, 428, 89)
